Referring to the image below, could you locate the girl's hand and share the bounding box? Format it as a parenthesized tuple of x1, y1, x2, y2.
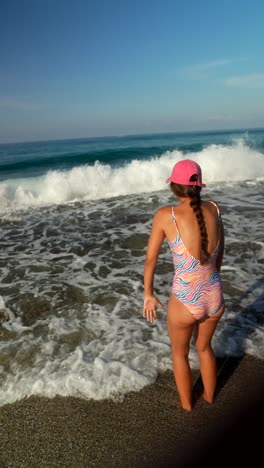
(143, 295, 164, 323)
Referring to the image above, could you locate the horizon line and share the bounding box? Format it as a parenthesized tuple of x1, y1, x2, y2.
(1, 125, 264, 147)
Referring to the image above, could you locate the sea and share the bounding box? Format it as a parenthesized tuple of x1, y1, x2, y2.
(0, 128, 263, 407)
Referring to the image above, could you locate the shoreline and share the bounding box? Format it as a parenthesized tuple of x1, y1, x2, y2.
(0, 353, 263, 467)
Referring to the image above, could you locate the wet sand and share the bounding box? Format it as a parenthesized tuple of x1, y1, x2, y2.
(0, 354, 263, 468)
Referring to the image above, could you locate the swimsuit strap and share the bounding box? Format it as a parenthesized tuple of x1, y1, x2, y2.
(171, 206, 180, 234)
(171, 206, 177, 224)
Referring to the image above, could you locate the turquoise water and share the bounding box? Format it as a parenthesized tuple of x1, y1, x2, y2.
(1, 128, 264, 181)
(0, 128, 264, 212)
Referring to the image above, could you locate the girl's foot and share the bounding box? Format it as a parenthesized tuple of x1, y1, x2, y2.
(202, 392, 214, 404)
(180, 399, 193, 411)
(181, 406, 192, 412)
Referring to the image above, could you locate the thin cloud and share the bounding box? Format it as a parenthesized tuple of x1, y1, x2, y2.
(0, 98, 40, 111)
(178, 59, 237, 80)
(224, 73, 264, 88)
(179, 58, 247, 80)
(183, 59, 233, 73)
(207, 114, 234, 122)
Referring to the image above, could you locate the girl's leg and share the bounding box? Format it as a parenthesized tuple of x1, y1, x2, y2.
(195, 305, 225, 403)
(167, 294, 196, 411)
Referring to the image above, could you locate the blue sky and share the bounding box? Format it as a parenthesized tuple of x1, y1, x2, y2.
(1, 0, 264, 143)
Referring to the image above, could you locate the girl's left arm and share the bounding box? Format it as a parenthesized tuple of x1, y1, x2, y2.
(216, 217, 225, 272)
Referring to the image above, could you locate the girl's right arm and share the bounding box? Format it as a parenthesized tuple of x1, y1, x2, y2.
(143, 210, 165, 322)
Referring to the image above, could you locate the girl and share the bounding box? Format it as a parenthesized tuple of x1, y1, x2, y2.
(143, 159, 225, 411)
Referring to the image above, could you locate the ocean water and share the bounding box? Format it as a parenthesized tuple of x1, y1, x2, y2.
(0, 128, 263, 406)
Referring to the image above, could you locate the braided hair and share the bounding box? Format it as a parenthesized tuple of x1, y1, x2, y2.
(170, 175, 210, 264)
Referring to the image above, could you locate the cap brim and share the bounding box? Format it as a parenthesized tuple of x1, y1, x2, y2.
(165, 179, 206, 187)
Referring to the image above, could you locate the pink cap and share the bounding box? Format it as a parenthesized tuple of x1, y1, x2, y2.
(165, 159, 206, 187)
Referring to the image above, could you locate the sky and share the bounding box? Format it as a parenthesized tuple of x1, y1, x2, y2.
(0, 0, 264, 143)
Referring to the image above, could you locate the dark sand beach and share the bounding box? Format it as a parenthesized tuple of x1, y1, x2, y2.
(0, 354, 263, 468)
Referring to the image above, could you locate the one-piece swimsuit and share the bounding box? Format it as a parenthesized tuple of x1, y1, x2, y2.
(168, 201, 224, 320)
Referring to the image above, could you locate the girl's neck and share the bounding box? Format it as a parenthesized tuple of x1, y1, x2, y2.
(178, 196, 191, 205)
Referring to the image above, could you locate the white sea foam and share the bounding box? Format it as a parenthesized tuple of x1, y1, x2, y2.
(0, 306, 172, 405)
(0, 139, 263, 213)
(0, 293, 262, 406)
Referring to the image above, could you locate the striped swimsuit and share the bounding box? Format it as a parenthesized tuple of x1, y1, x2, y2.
(168, 202, 224, 320)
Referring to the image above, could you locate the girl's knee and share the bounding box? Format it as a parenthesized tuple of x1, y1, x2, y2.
(195, 342, 212, 354)
(172, 349, 190, 361)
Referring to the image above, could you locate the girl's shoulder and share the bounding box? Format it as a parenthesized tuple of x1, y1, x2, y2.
(204, 200, 221, 216)
(202, 200, 222, 226)
(153, 206, 173, 223)
(155, 205, 172, 215)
